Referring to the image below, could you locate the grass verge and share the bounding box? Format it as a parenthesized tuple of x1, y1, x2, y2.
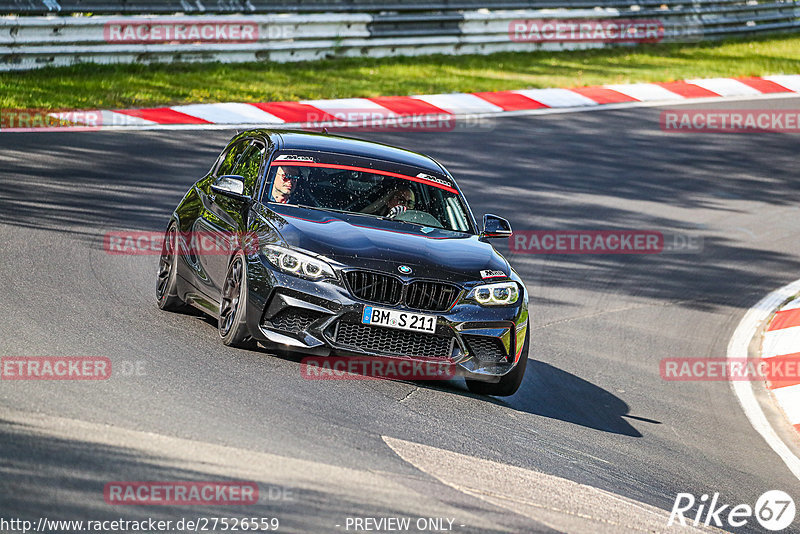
(2, 33, 799, 110)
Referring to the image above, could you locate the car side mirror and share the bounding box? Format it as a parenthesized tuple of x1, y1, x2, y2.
(481, 214, 512, 239)
(211, 175, 250, 201)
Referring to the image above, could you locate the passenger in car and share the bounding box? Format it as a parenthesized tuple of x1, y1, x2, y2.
(363, 187, 416, 216)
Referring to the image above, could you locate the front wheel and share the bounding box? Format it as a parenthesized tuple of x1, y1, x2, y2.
(218, 253, 256, 349)
(156, 223, 188, 312)
(466, 325, 529, 397)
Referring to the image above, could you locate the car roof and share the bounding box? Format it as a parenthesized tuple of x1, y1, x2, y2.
(245, 129, 448, 176)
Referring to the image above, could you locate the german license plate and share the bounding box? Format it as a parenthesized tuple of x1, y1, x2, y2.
(361, 306, 437, 333)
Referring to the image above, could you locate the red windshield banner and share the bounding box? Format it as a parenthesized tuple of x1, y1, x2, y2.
(268, 161, 458, 194)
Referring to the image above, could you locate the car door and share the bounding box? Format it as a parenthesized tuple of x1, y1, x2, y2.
(193, 138, 259, 298)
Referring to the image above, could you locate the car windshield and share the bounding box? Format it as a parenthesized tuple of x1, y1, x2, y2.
(263, 158, 473, 233)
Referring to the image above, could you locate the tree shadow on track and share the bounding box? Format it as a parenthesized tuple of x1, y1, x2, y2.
(0, 130, 234, 241)
(0, 417, 512, 534)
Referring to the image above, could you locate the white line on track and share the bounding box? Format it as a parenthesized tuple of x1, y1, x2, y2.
(382, 436, 717, 533)
(727, 278, 800, 481)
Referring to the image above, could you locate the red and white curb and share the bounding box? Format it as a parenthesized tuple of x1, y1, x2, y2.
(6, 74, 800, 131)
(763, 296, 800, 434)
(728, 279, 800, 482)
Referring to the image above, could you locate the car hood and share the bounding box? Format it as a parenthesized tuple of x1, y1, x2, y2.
(258, 205, 509, 283)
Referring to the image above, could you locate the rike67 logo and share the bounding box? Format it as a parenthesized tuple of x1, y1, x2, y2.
(668, 490, 795, 531)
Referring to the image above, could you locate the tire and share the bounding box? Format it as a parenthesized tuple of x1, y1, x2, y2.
(466, 324, 529, 397)
(156, 223, 188, 312)
(218, 253, 257, 349)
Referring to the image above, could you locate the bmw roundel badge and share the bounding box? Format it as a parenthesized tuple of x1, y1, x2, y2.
(398, 265, 413, 274)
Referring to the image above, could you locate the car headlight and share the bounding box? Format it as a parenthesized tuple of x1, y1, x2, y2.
(467, 281, 519, 306)
(263, 245, 336, 281)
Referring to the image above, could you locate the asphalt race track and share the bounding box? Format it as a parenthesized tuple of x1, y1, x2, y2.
(1, 97, 800, 533)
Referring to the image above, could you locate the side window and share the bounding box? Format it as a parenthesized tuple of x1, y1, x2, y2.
(444, 196, 470, 232)
(233, 142, 266, 197)
(215, 140, 250, 177)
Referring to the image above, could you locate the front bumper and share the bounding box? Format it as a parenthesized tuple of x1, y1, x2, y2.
(243, 255, 528, 383)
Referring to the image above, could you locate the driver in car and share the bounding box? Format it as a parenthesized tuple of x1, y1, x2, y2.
(269, 166, 301, 204)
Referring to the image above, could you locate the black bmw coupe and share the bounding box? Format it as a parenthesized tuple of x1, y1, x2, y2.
(157, 130, 529, 396)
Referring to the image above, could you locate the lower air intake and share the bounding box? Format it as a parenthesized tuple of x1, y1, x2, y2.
(334, 321, 453, 359)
